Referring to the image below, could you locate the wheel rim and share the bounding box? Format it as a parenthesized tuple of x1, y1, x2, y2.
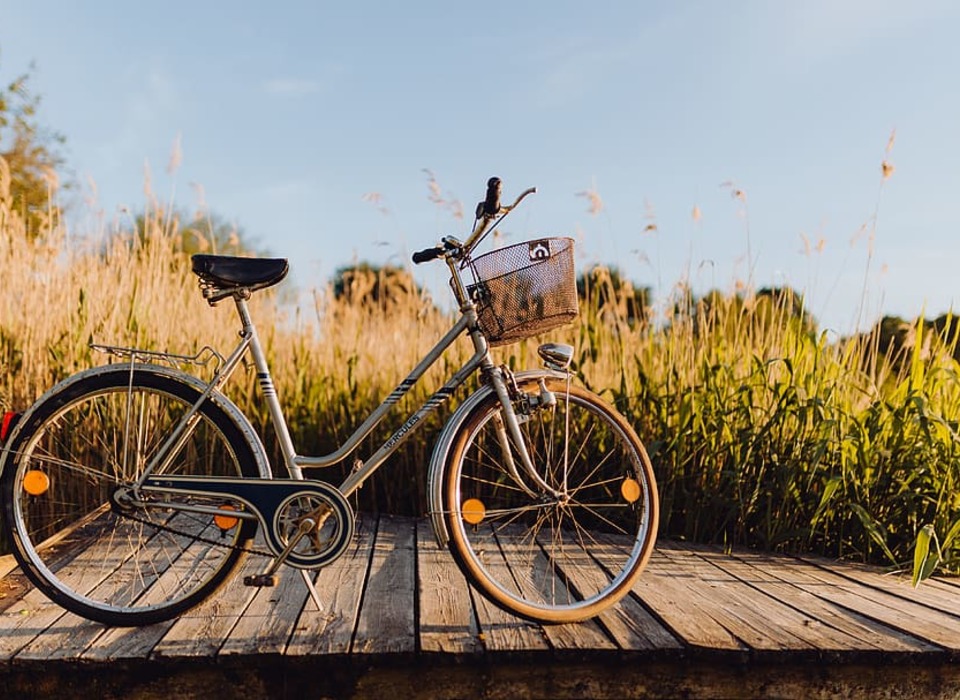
(11, 381, 249, 619)
(449, 382, 655, 619)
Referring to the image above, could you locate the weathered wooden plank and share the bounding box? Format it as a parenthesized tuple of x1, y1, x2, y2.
(678, 545, 936, 652)
(8, 516, 205, 661)
(217, 562, 309, 656)
(0, 555, 15, 580)
(463, 528, 548, 652)
(592, 589, 683, 651)
(631, 550, 746, 650)
(797, 553, 960, 616)
(108, 578, 237, 660)
(82, 524, 250, 661)
(151, 546, 264, 658)
(414, 519, 482, 655)
(0, 567, 31, 614)
(351, 514, 417, 654)
(652, 546, 832, 650)
(758, 553, 960, 650)
(564, 534, 680, 651)
(0, 585, 75, 661)
(526, 546, 614, 651)
(929, 575, 960, 592)
(284, 513, 376, 656)
(14, 611, 106, 661)
(540, 618, 614, 651)
(470, 588, 549, 652)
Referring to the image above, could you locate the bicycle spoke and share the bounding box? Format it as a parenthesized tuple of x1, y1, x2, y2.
(447, 377, 657, 622)
(5, 368, 258, 625)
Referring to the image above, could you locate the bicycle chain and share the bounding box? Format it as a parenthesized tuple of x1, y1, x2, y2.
(114, 491, 363, 564)
(115, 505, 276, 558)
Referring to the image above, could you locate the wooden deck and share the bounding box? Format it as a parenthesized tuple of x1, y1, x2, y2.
(2, 514, 960, 699)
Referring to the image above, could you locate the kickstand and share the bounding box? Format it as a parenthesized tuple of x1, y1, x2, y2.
(300, 569, 324, 611)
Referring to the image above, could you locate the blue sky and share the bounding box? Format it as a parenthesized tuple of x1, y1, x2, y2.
(2, 1, 958, 334)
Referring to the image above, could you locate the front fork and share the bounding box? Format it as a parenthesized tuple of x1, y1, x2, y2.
(487, 364, 563, 500)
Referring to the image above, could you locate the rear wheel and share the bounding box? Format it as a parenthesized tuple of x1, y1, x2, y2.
(1, 368, 260, 626)
(443, 377, 658, 623)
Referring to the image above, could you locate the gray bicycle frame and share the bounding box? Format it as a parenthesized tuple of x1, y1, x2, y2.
(131, 251, 548, 502)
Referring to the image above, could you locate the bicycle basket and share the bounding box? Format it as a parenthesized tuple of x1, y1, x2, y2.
(466, 237, 579, 347)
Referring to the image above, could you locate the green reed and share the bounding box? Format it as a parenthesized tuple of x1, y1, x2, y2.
(575, 270, 960, 579)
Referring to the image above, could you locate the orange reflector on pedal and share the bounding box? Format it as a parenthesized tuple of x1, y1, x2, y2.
(621, 478, 641, 504)
(462, 498, 486, 525)
(214, 504, 240, 531)
(23, 470, 50, 496)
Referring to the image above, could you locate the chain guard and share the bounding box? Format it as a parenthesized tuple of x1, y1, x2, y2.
(138, 475, 355, 570)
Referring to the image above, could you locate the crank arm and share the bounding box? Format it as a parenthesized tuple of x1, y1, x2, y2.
(263, 516, 316, 577)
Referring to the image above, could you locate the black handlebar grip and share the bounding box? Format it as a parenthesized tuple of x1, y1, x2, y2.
(412, 246, 444, 264)
(482, 177, 502, 217)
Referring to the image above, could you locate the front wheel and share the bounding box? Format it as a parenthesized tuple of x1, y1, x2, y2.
(0, 367, 261, 626)
(443, 377, 658, 624)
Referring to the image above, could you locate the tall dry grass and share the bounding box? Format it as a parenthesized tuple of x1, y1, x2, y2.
(0, 163, 473, 517)
(3, 156, 960, 584)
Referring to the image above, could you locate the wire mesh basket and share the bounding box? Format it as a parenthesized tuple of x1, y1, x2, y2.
(466, 237, 579, 347)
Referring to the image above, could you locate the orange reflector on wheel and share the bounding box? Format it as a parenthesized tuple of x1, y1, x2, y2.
(23, 470, 50, 496)
(621, 478, 641, 504)
(214, 504, 240, 531)
(462, 498, 486, 525)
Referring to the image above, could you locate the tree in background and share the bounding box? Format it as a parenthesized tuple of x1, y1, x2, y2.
(0, 57, 68, 235)
(753, 286, 816, 334)
(331, 262, 423, 308)
(122, 206, 260, 257)
(576, 265, 650, 327)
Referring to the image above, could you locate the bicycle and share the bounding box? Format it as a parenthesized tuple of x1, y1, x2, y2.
(0, 178, 658, 627)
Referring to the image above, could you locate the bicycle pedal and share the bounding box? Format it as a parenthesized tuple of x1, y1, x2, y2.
(243, 574, 279, 587)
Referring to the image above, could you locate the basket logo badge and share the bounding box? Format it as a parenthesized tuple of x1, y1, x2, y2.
(528, 240, 552, 261)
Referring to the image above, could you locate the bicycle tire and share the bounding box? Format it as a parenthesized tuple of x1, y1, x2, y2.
(443, 377, 658, 623)
(1, 366, 261, 626)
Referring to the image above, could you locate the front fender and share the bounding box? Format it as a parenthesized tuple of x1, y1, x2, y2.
(0, 363, 272, 481)
(426, 368, 568, 548)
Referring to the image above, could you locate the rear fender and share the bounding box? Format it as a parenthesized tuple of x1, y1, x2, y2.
(0, 363, 271, 481)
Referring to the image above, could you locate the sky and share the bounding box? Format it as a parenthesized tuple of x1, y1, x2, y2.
(1, 0, 958, 335)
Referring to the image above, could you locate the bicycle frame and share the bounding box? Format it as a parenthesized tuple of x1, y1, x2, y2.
(0, 180, 661, 627)
(128, 251, 543, 506)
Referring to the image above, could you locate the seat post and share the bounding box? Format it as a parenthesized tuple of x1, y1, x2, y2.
(233, 295, 303, 479)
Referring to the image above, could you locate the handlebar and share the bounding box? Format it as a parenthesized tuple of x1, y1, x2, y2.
(411, 245, 444, 264)
(412, 177, 536, 265)
(478, 177, 502, 219)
